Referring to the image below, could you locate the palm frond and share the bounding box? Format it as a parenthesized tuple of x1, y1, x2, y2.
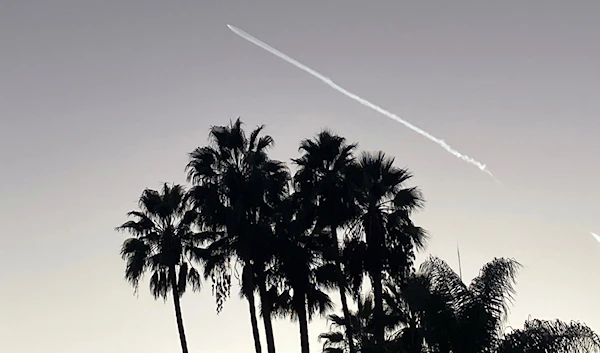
(120, 238, 150, 288)
(319, 331, 346, 343)
(149, 269, 169, 300)
(307, 287, 335, 319)
(187, 266, 202, 292)
(419, 256, 470, 307)
(469, 257, 521, 325)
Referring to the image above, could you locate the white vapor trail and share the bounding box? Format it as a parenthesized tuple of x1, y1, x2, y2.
(226, 24, 500, 183)
(226, 24, 600, 242)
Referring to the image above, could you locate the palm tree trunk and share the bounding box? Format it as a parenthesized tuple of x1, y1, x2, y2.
(365, 214, 385, 348)
(257, 275, 277, 353)
(295, 294, 310, 353)
(244, 264, 263, 353)
(169, 268, 189, 353)
(332, 227, 357, 353)
(371, 267, 385, 346)
(247, 290, 264, 353)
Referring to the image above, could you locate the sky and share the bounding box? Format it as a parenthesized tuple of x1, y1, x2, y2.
(0, 1, 599, 352)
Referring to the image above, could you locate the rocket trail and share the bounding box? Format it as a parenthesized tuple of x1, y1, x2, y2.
(226, 24, 599, 241)
(227, 24, 500, 182)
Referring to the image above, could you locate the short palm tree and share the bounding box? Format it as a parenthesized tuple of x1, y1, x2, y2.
(292, 130, 360, 353)
(117, 183, 205, 353)
(186, 118, 288, 353)
(381, 275, 431, 353)
(345, 152, 427, 347)
(392, 256, 600, 353)
(319, 294, 399, 353)
(416, 256, 521, 353)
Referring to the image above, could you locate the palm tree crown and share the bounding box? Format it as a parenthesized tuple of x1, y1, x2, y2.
(117, 183, 203, 299)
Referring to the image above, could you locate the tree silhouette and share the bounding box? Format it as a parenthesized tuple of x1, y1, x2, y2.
(498, 318, 600, 353)
(186, 118, 288, 353)
(416, 256, 521, 353)
(268, 195, 336, 353)
(113, 119, 600, 353)
(345, 151, 427, 348)
(116, 183, 205, 353)
(319, 294, 400, 353)
(292, 130, 361, 353)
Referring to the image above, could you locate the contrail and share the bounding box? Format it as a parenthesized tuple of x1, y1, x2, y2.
(591, 232, 600, 244)
(226, 24, 500, 183)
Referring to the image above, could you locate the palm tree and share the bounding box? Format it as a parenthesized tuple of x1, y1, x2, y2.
(116, 183, 205, 353)
(269, 195, 336, 353)
(345, 151, 427, 347)
(186, 118, 288, 353)
(392, 256, 600, 353)
(292, 130, 361, 353)
(415, 256, 521, 353)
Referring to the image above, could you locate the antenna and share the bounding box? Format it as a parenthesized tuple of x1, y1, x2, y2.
(457, 243, 463, 281)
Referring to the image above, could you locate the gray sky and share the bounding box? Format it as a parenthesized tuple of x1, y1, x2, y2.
(1, 1, 598, 352)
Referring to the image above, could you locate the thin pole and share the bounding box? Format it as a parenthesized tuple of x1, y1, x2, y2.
(457, 244, 463, 281)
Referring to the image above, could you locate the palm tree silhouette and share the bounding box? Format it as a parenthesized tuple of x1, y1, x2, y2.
(345, 151, 427, 348)
(116, 183, 205, 353)
(319, 294, 396, 353)
(415, 256, 521, 353)
(268, 195, 336, 353)
(292, 130, 361, 353)
(186, 118, 288, 353)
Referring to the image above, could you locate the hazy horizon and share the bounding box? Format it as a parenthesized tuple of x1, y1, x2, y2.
(1, 1, 598, 352)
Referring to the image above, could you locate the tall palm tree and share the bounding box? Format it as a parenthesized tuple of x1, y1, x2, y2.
(292, 130, 360, 353)
(116, 183, 205, 353)
(345, 151, 427, 347)
(186, 118, 288, 353)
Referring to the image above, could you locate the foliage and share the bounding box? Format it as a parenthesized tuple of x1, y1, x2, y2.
(117, 183, 206, 299)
